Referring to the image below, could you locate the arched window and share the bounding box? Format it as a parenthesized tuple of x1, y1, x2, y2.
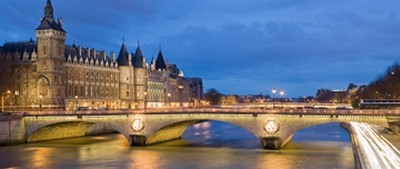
(37, 76, 50, 96)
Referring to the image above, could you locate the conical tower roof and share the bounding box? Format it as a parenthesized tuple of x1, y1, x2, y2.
(155, 50, 167, 70)
(116, 41, 130, 66)
(132, 45, 145, 68)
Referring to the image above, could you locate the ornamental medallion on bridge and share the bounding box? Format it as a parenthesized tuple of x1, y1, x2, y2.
(131, 119, 144, 132)
(264, 118, 280, 134)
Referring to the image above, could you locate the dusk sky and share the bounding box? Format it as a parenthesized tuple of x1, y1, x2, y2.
(1, 0, 399, 97)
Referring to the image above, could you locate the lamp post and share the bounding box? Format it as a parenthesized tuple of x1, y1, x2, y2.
(272, 88, 276, 109)
(7, 90, 11, 111)
(14, 91, 19, 112)
(1, 90, 10, 112)
(279, 90, 284, 109)
(75, 95, 79, 111)
(167, 93, 171, 108)
(39, 94, 43, 111)
(1, 96, 4, 113)
(144, 92, 148, 109)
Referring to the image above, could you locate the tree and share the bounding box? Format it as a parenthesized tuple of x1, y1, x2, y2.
(357, 62, 400, 100)
(204, 88, 223, 105)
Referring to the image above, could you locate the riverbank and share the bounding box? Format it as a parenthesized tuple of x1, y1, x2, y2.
(340, 122, 362, 169)
(347, 122, 400, 169)
(373, 125, 400, 150)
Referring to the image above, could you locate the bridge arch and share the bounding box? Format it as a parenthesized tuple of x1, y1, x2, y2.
(25, 119, 131, 143)
(275, 115, 389, 148)
(291, 122, 351, 142)
(142, 118, 261, 146)
(27, 121, 95, 142)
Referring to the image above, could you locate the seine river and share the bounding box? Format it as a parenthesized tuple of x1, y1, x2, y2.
(0, 121, 354, 169)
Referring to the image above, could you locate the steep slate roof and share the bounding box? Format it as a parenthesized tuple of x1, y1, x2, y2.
(0, 40, 37, 60)
(36, 0, 65, 32)
(155, 50, 167, 70)
(132, 46, 145, 68)
(64, 44, 112, 64)
(168, 64, 181, 78)
(0, 40, 112, 64)
(116, 42, 130, 66)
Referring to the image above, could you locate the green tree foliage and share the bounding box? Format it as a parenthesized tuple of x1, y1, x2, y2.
(204, 88, 223, 105)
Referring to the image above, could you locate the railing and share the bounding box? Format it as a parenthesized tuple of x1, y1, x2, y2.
(3, 107, 400, 117)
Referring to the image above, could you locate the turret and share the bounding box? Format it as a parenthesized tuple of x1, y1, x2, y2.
(34, 0, 67, 106)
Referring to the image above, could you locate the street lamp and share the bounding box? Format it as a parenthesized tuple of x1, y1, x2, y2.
(279, 90, 285, 108)
(144, 91, 148, 109)
(1, 95, 4, 112)
(14, 91, 19, 112)
(272, 87, 277, 109)
(1, 90, 10, 112)
(167, 93, 171, 107)
(39, 94, 43, 111)
(7, 90, 11, 111)
(75, 95, 79, 111)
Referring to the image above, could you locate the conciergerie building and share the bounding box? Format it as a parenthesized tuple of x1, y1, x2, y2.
(0, 0, 203, 111)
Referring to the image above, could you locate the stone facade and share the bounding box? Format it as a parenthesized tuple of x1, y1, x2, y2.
(0, 0, 203, 111)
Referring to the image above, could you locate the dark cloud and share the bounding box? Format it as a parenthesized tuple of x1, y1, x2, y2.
(1, 0, 400, 96)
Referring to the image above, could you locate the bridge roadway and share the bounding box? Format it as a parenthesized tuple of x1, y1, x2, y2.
(1, 108, 400, 150)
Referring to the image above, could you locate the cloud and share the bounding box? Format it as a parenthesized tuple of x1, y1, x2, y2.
(1, 0, 400, 97)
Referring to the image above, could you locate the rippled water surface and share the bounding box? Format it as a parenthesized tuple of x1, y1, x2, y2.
(0, 121, 354, 169)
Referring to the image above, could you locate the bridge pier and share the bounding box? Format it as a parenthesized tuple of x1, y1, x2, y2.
(260, 137, 282, 150)
(129, 135, 147, 146)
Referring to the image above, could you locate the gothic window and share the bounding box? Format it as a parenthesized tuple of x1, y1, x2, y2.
(74, 86, 78, 96)
(68, 85, 72, 96)
(81, 86, 84, 96)
(38, 76, 50, 97)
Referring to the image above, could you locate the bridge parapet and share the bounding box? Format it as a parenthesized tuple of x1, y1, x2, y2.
(2, 108, 399, 149)
(12, 108, 400, 116)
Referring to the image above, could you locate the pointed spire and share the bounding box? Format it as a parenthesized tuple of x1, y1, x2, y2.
(132, 45, 145, 68)
(36, 0, 65, 32)
(44, 0, 54, 19)
(155, 49, 167, 70)
(116, 41, 129, 66)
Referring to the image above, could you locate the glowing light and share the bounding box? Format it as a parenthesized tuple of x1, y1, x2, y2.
(131, 119, 144, 132)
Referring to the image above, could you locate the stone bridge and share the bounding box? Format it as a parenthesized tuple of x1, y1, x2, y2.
(1, 108, 399, 149)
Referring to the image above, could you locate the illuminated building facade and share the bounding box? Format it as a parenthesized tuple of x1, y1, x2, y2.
(0, 0, 203, 111)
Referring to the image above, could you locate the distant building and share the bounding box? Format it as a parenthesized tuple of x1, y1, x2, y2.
(0, 0, 203, 111)
(315, 89, 347, 103)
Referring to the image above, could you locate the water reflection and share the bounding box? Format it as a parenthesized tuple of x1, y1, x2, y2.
(128, 149, 164, 169)
(30, 147, 53, 168)
(0, 121, 354, 169)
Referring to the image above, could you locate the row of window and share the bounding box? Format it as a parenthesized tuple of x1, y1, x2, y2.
(67, 84, 119, 99)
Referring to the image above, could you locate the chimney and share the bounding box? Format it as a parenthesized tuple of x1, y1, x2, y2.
(87, 48, 90, 57)
(93, 48, 97, 58)
(111, 52, 115, 62)
(128, 53, 132, 66)
(58, 17, 63, 27)
(102, 50, 107, 60)
(78, 46, 82, 56)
